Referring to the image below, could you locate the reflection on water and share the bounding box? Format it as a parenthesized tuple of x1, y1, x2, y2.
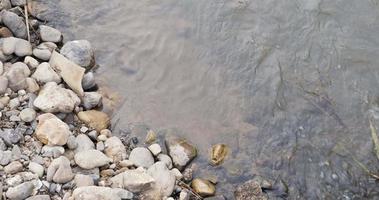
(45, 0, 379, 198)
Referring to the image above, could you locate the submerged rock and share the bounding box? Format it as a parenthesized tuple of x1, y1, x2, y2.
(210, 144, 229, 166)
(35, 113, 70, 146)
(165, 135, 197, 170)
(191, 178, 216, 198)
(72, 186, 133, 200)
(33, 82, 80, 113)
(49, 51, 85, 96)
(61, 40, 95, 69)
(110, 168, 154, 193)
(77, 110, 110, 131)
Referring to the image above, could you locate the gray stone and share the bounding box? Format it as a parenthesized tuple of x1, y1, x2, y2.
(83, 92, 102, 109)
(157, 154, 173, 169)
(74, 174, 94, 187)
(74, 149, 111, 169)
(33, 82, 80, 113)
(75, 134, 94, 153)
(1, 11, 27, 39)
(14, 39, 32, 57)
(0, 150, 11, 165)
(0, 138, 6, 151)
(19, 108, 36, 122)
(110, 168, 154, 193)
(96, 141, 104, 151)
(4, 161, 23, 174)
(28, 161, 44, 178)
(0, 129, 22, 145)
(0, 0, 11, 10)
(3, 37, 18, 55)
(32, 42, 56, 60)
(61, 40, 95, 69)
(67, 135, 78, 150)
(31, 62, 61, 83)
(41, 145, 65, 158)
(0, 76, 8, 94)
(129, 147, 154, 168)
(46, 156, 74, 183)
(72, 186, 133, 200)
(82, 72, 96, 90)
(39, 25, 62, 43)
(6, 181, 34, 200)
(147, 161, 176, 197)
(10, 0, 26, 6)
(6, 62, 29, 91)
(6, 175, 22, 187)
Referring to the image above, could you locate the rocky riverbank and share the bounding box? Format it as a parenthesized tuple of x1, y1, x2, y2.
(0, 1, 273, 200)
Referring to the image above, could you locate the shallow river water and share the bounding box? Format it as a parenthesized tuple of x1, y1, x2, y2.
(42, 0, 379, 199)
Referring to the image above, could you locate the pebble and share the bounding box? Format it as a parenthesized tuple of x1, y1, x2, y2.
(1, 11, 27, 39)
(41, 146, 65, 158)
(191, 178, 216, 197)
(119, 160, 134, 168)
(28, 161, 44, 178)
(4, 161, 23, 174)
(75, 134, 95, 153)
(82, 72, 96, 90)
(97, 134, 107, 141)
(0, 150, 12, 165)
(14, 38, 32, 57)
(80, 126, 89, 133)
(104, 136, 126, 162)
(74, 149, 111, 169)
(165, 134, 197, 170)
(25, 78, 40, 93)
(6, 181, 35, 200)
(6, 62, 29, 91)
(74, 174, 94, 187)
(33, 82, 80, 113)
(129, 147, 154, 168)
(35, 113, 70, 146)
(148, 143, 162, 156)
(33, 42, 57, 60)
(147, 161, 176, 197)
(171, 168, 183, 180)
(83, 91, 102, 109)
(61, 40, 95, 69)
(8, 98, 20, 109)
(31, 62, 61, 83)
(24, 56, 39, 69)
(72, 186, 133, 200)
(26, 195, 51, 200)
(0, 76, 8, 94)
(46, 156, 74, 183)
(77, 110, 110, 132)
(110, 168, 155, 193)
(19, 108, 37, 122)
(0, 61, 3, 75)
(67, 135, 78, 150)
(0, 129, 22, 145)
(0, 0, 11, 10)
(39, 25, 62, 43)
(96, 141, 105, 151)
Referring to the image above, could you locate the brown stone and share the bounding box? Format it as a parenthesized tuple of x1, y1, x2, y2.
(77, 110, 110, 132)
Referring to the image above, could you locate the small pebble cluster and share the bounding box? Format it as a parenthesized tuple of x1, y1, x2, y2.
(0, 1, 226, 200)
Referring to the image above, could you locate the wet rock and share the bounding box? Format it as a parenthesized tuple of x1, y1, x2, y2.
(157, 154, 173, 169)
(74, 174, 94, 187)
(6, 62, 29, 91)
(46, 156, 74, 183)
(24, 56, 39, 69)
(72, 186, 133, 200)
(234, 180, 268, 200)
(6, 181, 34, 200)
(191, 178, 216, 198)
(1, 10, 27, 39)
(11, 0, 26, 6)
(210, 144, 229, 166)
(25, 77, 39, 93)
(82, 72, 96, 90)
(110, 168, 154, 192)
(61, 40, 95, 69)
(33, 82, 80, 113)
(0, 76, 8, 94)
(26, 195, 51, 200)
(28, 161, 44, 178)
(39, 25, 62, 43)
(33, 42, 56, 60)
(0, 150, 12, 165)
(74, 149, 111, 169)
(4, 161, 23, 174)
(83, 91, 102, 109)
(75, 134, 94, 153)
(35, 113, 70, 146)
(148, 143, 162, 156)
(31, 62, 61, 83)
(147, 161, 176, 197)
(129, 147, 154, 168)
(104, 136, 126, 162)
(77, 110, 110, 132)
(19, 108, 36, 122)
(49, 51, 85, 96)
(165, 135, 197, 170)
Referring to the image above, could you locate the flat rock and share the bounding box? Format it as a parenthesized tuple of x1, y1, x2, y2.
(1, 10, 27, 39)
(6, 181, 34, 200)
(33, 82, 80, 113)
(46, 156, 74, 183)
(39, 25, 62, 43)
(49, 51, 85, 96)
(165, 135, 197, 170)
(72, 186, 133, 200)
(31, 62, 61, 83)
(104, 136, 126, 162)
(110, 168, 154, 193)
(147, 161, 176, 197)
(77, 110, 110, 132)
(35, 113, 70, 146)
(61, 40, 95, 69)
(129, 147, 154, 168)
(74, 149, 111, 169)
